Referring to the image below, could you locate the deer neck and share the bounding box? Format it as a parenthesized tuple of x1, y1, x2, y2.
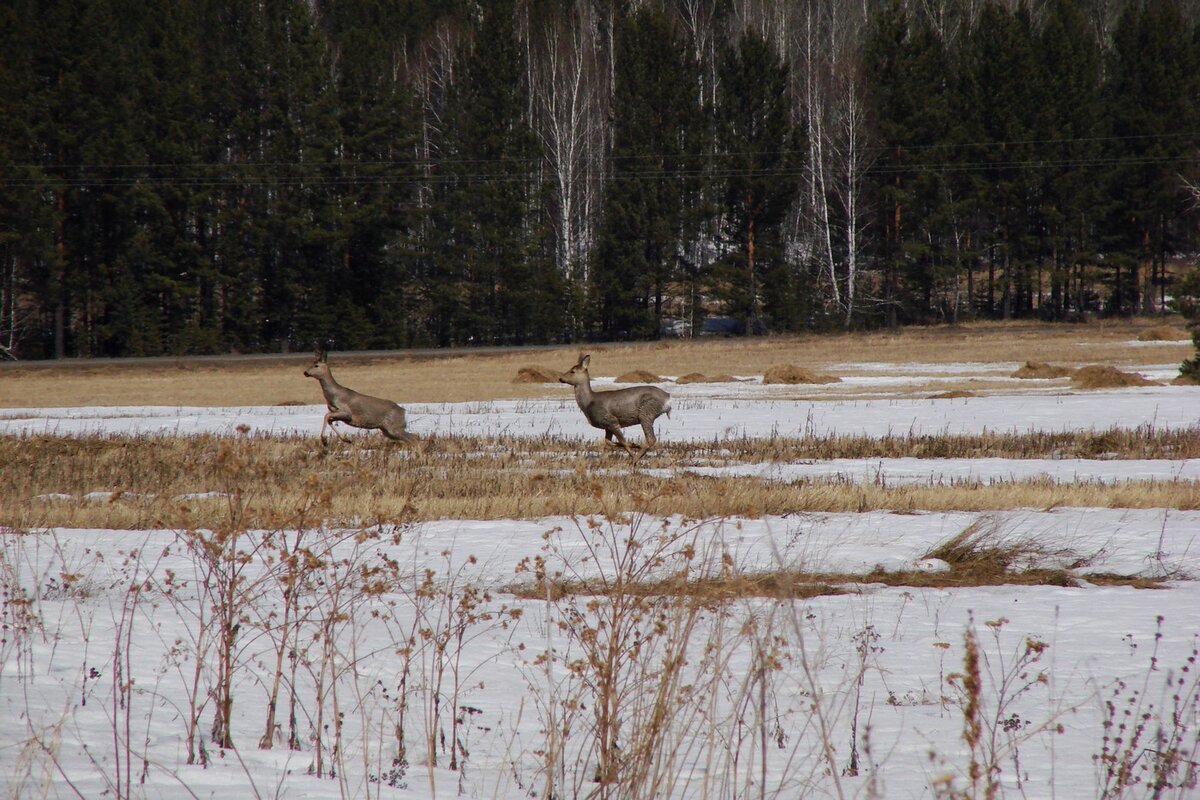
(314, 369, 347, 405)
(572, 374, 596, 410)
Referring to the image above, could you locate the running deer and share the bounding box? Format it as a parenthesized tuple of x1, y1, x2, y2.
(559, 353, 671, 461)
(303, 349, 415, 443)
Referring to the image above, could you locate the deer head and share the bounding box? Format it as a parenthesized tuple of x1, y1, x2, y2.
(303, 343, 329, 379)
(558, 354, 590, 387)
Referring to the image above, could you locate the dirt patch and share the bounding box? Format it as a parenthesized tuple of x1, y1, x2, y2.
(1011, 361, 1072, 379)
(675, 372, 738, 384)
(1070, 364, 1157, 389)
(1137, 325, 1190, 341)
(512, 366, 561, 384)
(614, 369, 665, 383)
(762, 365, 841, 385)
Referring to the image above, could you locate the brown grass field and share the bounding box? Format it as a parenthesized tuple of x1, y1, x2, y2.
(0, 318, 1191, 407)
(2, 426, 1198, 531)
(1, 319, 1196, 592)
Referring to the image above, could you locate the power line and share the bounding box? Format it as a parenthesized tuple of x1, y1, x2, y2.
(0, 129, 1195, 174)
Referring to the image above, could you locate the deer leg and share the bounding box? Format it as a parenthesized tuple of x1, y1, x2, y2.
(602, 431, 622, 449)
(631, 422, 656, 463)
(326, 412, 353, 442)
(611, 429, 637, 457)
(381, 426, 411, 443)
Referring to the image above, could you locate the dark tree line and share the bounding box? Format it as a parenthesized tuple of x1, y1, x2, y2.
(0, 0, 1197, 359)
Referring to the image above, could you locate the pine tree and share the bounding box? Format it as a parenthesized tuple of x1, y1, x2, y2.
(864, 3, 956, 325)
(433, 0, 560, 345)
(1104, 0, 1200, 316)
(959, 2, 1043, 319)
(712, 30, 799, 331)
(0, 2, 52, 357)
(1036, 0, 1102, 319)
(592, 7, 702, 339)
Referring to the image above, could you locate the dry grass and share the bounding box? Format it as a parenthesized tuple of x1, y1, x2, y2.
(506, 567, 1162, 601)
(2, 320, 1194, 535)
(1011, 361, 1073, 379)
(614, 369, 665, 383)
(504, 519, 1168, 600)
(762, 365, 841, 384)
(512, 366, 561, 384)
(1138, 325, 1190, 341)
(675, 372, 739, 384)
(2, 431, 1197, 530)
(1, 319, 1190, 408)
(1071, 364, 1158, 389)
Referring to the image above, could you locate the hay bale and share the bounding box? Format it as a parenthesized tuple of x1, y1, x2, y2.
(675, 372, 739, 384)
(1011, 361, 1072, 379)
(1070, 364, 1157, 389)
(1137, 325, 1190, 341)
(614, 369, 664, 383)
(512, 366, 560, 384)
(762, 364, 841, 385)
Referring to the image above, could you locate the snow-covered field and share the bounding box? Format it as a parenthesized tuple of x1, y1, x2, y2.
(3, 364, 1199, 799)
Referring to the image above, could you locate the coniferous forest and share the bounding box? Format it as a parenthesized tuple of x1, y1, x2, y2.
(1, 0, 1198, 359)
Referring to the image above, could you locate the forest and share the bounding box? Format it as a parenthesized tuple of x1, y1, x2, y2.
(0, 0, 1198, 359)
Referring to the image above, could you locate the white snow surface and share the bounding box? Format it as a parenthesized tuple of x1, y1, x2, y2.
(2, 380, 1198, 441)
(3, 375, 1200, 799)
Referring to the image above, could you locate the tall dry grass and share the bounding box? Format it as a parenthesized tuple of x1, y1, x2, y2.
(2, 430, 1197, 530)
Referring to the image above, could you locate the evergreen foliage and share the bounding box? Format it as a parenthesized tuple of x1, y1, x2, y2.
(0, 0, 1197, 357)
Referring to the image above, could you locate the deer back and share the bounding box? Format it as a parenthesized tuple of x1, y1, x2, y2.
(585, 384, 670, 427)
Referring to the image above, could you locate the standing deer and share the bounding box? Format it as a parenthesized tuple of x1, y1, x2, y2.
(559, 354, 671, 461)
(303, 349, 415, 443)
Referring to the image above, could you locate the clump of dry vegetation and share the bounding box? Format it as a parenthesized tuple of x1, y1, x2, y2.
(929, 390, 976, 399)
(512, 366, 560, 384)
(762, 364, 841, 384)
(1137, 325, 1189, 341)
(675, 372, 738, 384)
(614, 369, 665, 383)
(1011, 361, 1073, 379)
(1070, 365, 1158, 389)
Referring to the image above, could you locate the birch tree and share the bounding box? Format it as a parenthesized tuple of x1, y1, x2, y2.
(528, 0, 610, 283)
(790, 0, 873, 325)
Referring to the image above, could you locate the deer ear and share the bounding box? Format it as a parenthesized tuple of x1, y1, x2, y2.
(579, 354, 590, 369)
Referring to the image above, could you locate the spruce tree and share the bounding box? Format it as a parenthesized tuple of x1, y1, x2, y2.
(960, 2, 1042, 319)
(864, 3, 956, 325)
(1104, 0, 1200, 315)
(1037, 0, 1102, 319)
(434, 0, 560, 345)
(592, 7, 701, 339)
(712, 30, 799, 332)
